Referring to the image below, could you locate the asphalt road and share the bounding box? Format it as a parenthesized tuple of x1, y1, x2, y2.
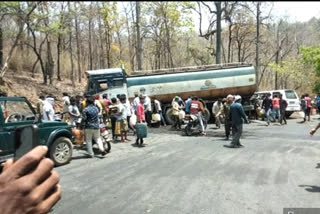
(53, 113, 320, 214)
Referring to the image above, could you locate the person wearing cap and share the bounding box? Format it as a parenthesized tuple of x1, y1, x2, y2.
(218, 94, 234, 140)
(229, 95, 249, 148)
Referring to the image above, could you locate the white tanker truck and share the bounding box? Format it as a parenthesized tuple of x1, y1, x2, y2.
(85, 63, 256, 124)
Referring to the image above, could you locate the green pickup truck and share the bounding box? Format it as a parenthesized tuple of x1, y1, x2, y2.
(0, 97, 73, 166)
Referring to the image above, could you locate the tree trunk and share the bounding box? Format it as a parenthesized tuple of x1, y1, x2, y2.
(136, 1, 142, 70)
(68, 2, 75, 87)
(215, 2, 222, 64)
(57, 34, 62, 81)
(88, 7, 93, 70)
(227, 24, 232, 63)
(46, 37, 54, 85)
(0, 26, 2, 67)
(255, 2, 261, 90)
(98, 11, 105, 69)
(75, 3, 82, 83)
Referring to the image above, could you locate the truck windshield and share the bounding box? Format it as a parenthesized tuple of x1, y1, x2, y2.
(285, 90, 297, 99)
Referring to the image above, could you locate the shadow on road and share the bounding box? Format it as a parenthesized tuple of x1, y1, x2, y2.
(316, 163, 320, 169)
(299, 185, 320, 193)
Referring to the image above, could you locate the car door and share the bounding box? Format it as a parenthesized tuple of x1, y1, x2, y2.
(0, 98, 36, 161)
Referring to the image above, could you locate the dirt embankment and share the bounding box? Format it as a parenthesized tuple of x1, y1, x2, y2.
(2, 71, 87, 112)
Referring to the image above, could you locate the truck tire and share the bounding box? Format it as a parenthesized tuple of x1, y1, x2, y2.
(203, 108, 211, 122)
(50, 137, 73, 166)
(165, 108, 174, 125)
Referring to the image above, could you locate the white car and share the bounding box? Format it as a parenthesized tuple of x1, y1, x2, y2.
(254, 89, 300, 118)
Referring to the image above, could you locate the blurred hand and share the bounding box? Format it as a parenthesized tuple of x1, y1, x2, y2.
(0, 146, 62, 214)
(310, 128, 316, 136)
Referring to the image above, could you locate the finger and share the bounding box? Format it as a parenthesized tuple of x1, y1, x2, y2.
(28, 158, 54, 184)
(35, 184, 62, 214)
(2, 159, 14, 172)
(31, 170, 60, 202)
(6, 146, 48, 179)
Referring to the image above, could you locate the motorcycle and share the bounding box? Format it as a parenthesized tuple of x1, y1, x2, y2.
(75, 117, 111, 153)
(184, 114, 207, 136)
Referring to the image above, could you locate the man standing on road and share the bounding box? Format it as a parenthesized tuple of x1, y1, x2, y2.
(62, 92, 70, 122)
(36, 94, 45, 120)
(229, 95, 249, 148)
(82, 96, 106, 157)
(133, 92, 140, 114)
(144, 94, 152, 127)
(43, 96, 55, 121)
(305, 93, 312, 122)
(279, 94, 288, 125)
(262, 93, 273, 126)
(153, 98, 167, 126)
(218, 94, 234, 140)
(171, 97, 182, 131)
(190, 96, 206, 136)
(68, 97, 81, 126)
(212, 99, 223, 128)
(272, 94, 281, 124)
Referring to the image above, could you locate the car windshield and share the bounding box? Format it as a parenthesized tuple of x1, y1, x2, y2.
(1, 100, 35, 123)
(285, 90, 297, 99)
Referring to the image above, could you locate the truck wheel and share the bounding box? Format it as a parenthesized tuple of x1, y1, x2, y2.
(50, 137, 73, 166)
(203, 108, 211, 122)
(165, 108, 174, 125)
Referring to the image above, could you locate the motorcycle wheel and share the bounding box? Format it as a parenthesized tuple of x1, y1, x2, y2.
(103, 138, 111, 153)
(185, 124, 193, 136)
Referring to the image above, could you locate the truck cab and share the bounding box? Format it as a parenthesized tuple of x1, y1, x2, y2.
(0, 97, 73, 166)
(85, 68, 128, 99)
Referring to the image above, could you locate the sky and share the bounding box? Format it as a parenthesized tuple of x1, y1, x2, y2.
(272, 1, 320, 22)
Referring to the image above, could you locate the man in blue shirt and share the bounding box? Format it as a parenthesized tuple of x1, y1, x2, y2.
(229, 95, 249, 148)
(82, 96, 106, 157)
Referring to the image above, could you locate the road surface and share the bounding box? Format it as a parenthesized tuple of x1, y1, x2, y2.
(53, 113, 320, 214)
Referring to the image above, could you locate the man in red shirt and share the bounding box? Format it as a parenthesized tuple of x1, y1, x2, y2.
(190, 96, 206, 135)
(272, 94, 281, 124)
(305, 93, 312, 122)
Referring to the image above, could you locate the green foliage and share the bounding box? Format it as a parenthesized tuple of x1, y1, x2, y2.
(300, 46, 320, 76)
(269, 56, 317, 92)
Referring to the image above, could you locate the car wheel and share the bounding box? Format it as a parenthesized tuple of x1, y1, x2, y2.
(50, 137, 73, 166)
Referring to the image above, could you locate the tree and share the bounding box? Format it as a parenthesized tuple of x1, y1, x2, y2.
(0, 2, 38, 79)
(136, 1, 142, 70)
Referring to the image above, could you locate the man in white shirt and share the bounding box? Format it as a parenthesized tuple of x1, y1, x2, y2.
(62, 93, 70, 122)
(212, 99, 223, 128)
(153, 99, 166, 126)
(43, 97, 55, 121)
(68, 97, 81, 126)
(133, 92, 140, 114)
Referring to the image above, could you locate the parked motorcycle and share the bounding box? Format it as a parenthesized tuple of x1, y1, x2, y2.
(184, 114, 207, 136)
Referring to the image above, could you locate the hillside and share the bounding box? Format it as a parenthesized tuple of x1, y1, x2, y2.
(2, 70, 87, 112)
